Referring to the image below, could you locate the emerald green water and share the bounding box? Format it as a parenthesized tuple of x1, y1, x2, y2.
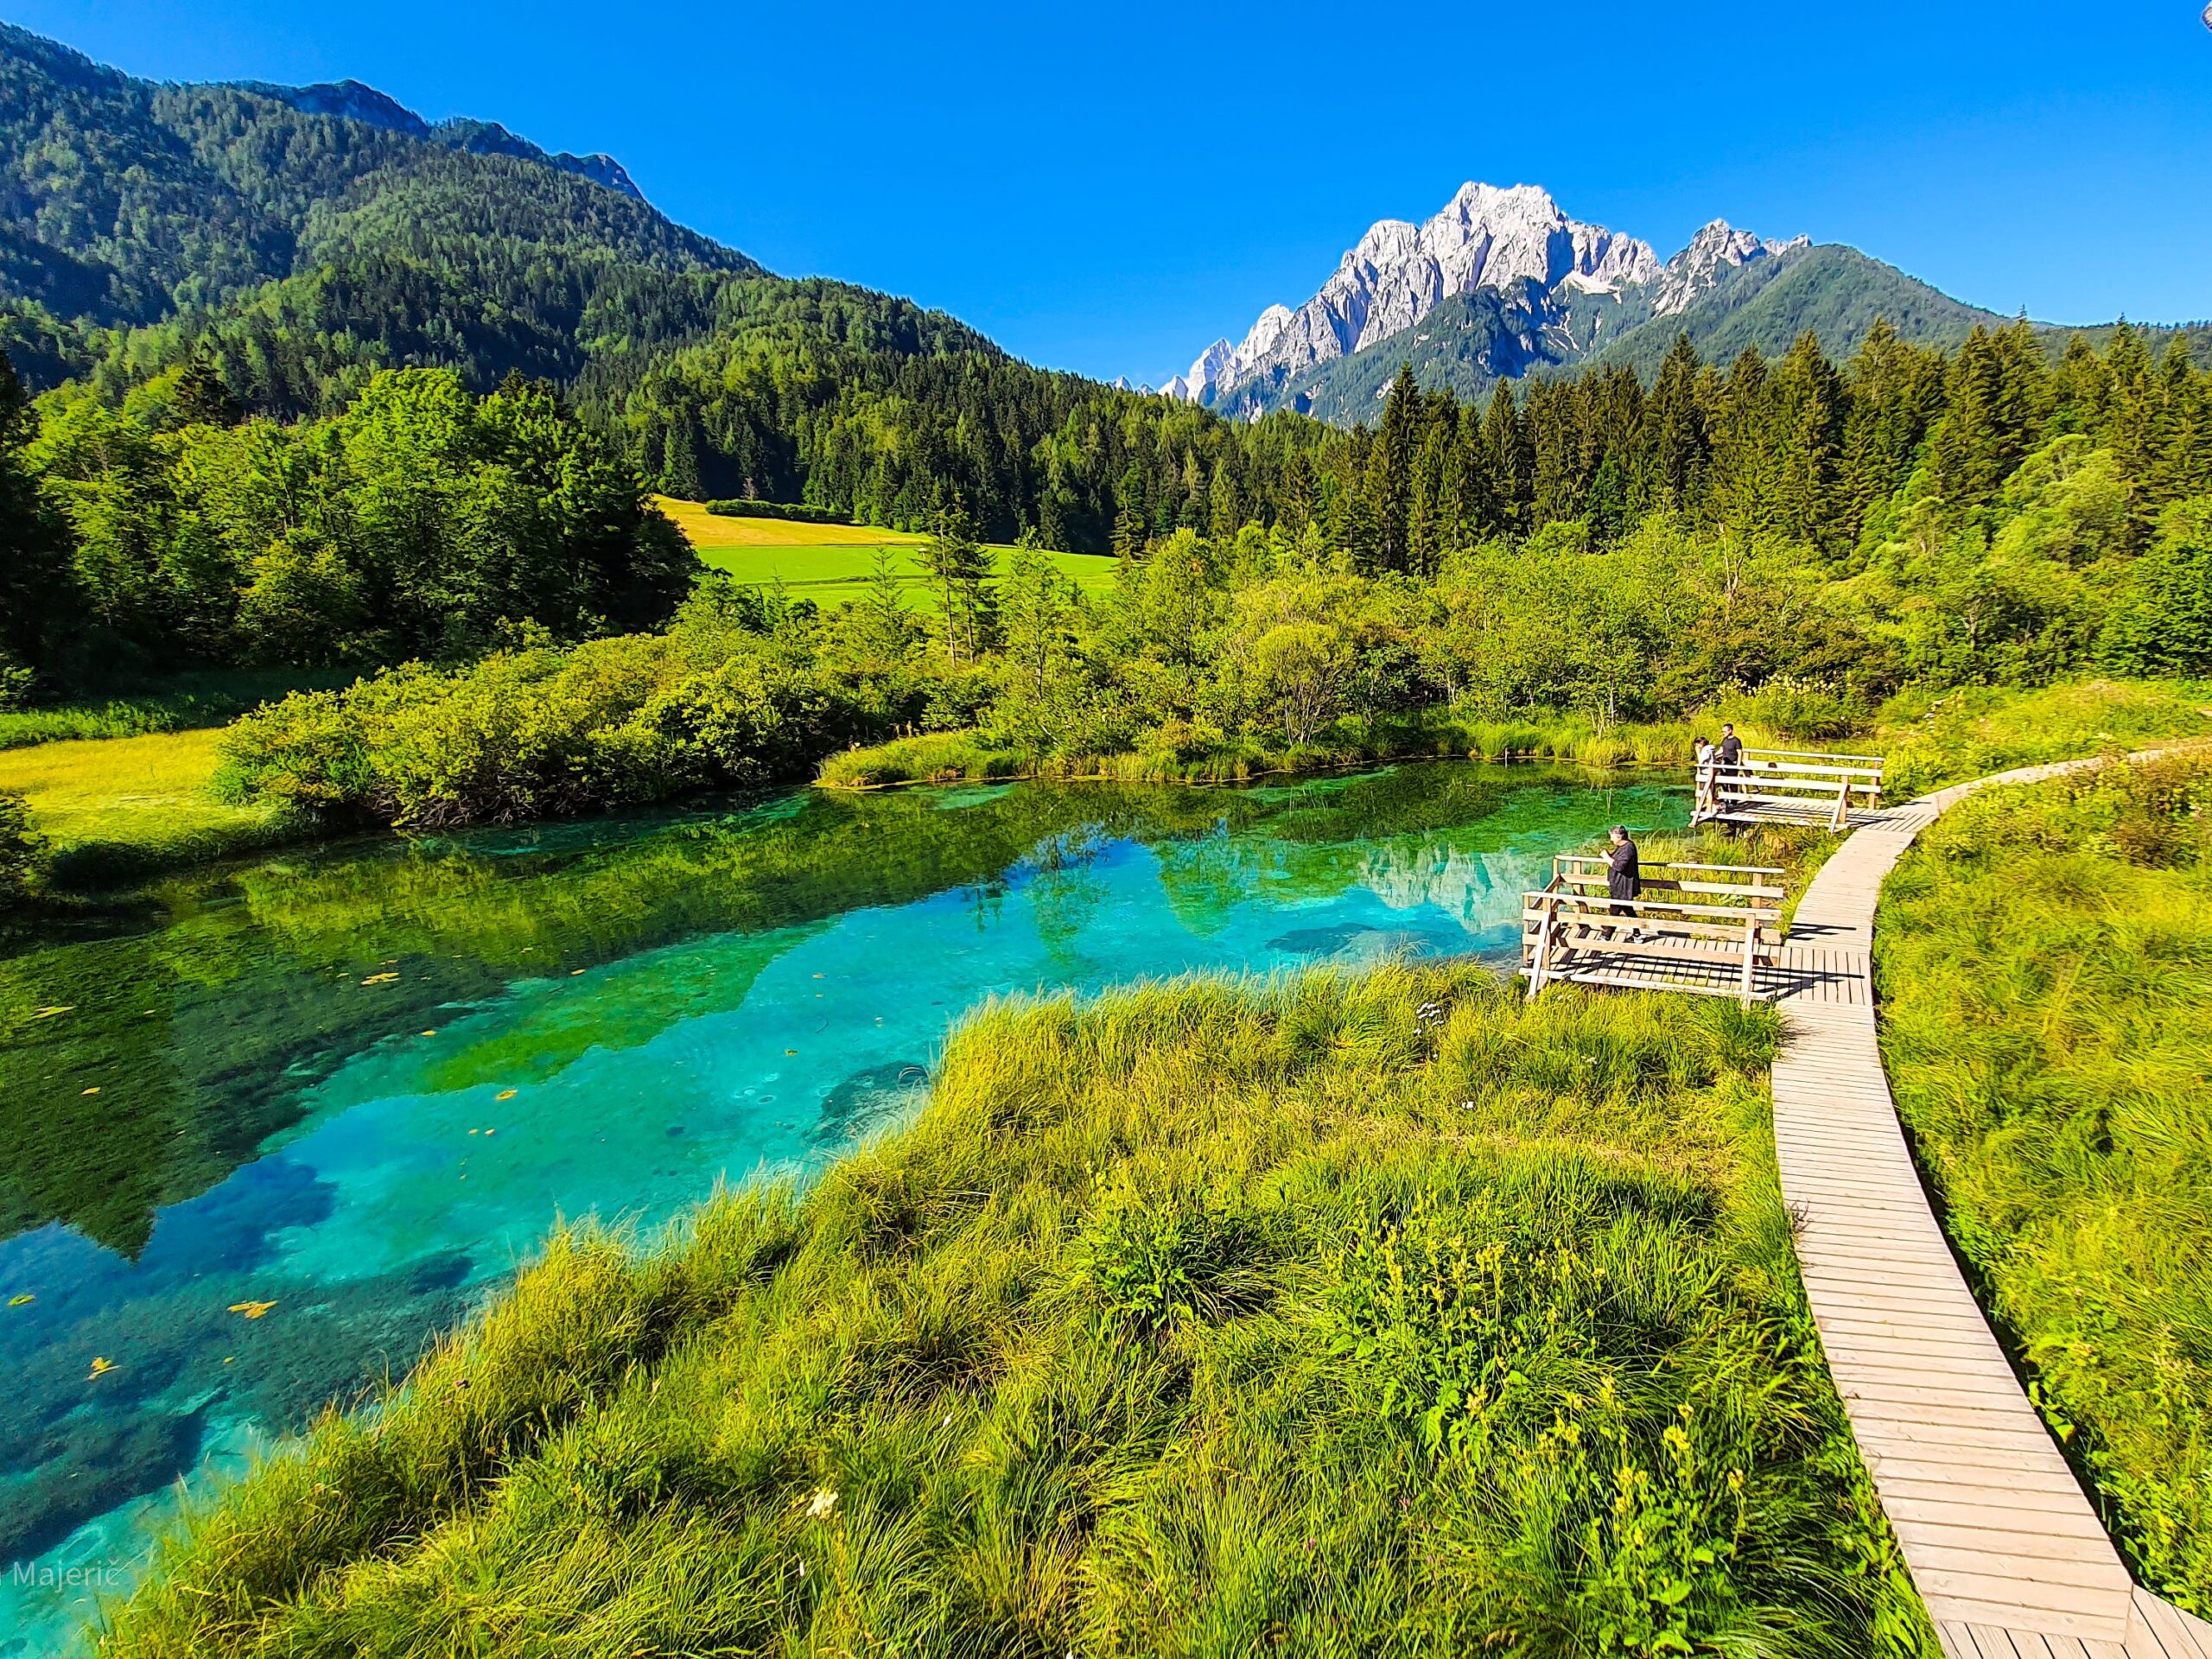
(0, 764, 1685, 1651)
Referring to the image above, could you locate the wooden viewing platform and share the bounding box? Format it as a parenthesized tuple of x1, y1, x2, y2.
(1519, 855, 1788, 1004)
(1764, 762, 2211, 1658)
(1692, 747, 1886, 832)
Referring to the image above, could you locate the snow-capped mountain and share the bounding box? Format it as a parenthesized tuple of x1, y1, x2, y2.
(1161, 183, 1800, 408)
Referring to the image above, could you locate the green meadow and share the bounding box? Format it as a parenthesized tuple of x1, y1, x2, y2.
(658, 498, 1116, 605)
(1878, 752, 2212, 1611)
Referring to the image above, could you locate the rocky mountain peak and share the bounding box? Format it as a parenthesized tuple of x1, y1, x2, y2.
(1162, 181, 1664, 404)
(1160, 187, 1806, 409)
(1651, 219, 1807, 316)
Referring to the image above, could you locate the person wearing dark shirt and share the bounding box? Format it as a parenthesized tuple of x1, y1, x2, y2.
(1600, 823, 1641, 942)
(1715, 723, 1744, 770)
(1606, 824, 1641, 899)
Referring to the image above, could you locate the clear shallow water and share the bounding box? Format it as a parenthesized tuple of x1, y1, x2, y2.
(0, 763, 1685, 1651)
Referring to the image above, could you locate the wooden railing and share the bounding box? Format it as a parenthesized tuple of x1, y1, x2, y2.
(1692, 747, 1885, 832)
(1522, 856, 1786, 1004)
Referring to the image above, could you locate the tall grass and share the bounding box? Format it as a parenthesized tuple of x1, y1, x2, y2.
(1878, 754, 2212, 1609)
(1879, 679, 2212, 797)
(0, 728, 306, 892)
(102, 967, 1932, 1657)
(816, 712, 1781, 790)
(0, 671, 346, 752)
(820, 678, 2212, 796)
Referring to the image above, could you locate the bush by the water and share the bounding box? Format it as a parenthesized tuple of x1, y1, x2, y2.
(103, 967, 1933, 1657)
(215, 582, 906, 826)
(1879, 753, 2212, 1608)
(704, 499, 850, 524)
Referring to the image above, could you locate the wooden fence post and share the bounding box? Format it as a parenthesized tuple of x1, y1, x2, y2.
(1740, 910, 1759, 1004)
(1529, 899, 1557, 998)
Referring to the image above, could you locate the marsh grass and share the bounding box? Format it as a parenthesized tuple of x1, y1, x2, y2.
(1880, 679, 2212, 797)
(816, 713, 1783, 791)
(820, 678, 2212, 796)
(103, 967, 1931, 1657)
(1878, 753, 2212, 1609)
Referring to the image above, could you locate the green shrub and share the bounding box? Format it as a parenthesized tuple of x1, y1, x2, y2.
(0, 786, 39, 906)
(703, 499, 849, 525)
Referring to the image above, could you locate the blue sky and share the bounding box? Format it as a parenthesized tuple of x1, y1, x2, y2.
(16, 0, 2212, 383)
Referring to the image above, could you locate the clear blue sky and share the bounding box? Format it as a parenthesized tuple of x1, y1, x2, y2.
(14, 0, 2212, 383)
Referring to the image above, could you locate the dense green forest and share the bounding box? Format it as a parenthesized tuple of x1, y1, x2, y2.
(175, 319, 2212, 827)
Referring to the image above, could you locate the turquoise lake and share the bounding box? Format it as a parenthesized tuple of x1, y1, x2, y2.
(0, 763, 1687, 1651)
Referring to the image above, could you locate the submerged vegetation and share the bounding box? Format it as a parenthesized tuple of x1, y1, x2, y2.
(100, 967, 1933, 1657)
(1878, 753, 2212, 1609)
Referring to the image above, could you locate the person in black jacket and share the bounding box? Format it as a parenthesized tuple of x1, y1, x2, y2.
(1600, 823, 1641, 942)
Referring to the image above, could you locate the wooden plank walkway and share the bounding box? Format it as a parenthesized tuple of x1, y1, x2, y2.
(1770, 761, 2212, 1659)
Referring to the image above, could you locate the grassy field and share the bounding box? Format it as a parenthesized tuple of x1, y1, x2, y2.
(104, 973, 1937, 1659)
(0, 671, 353, 752)
(0, 728, 302, 889)
(656, 497, 1116, 604)
(1878, 753, 2212, 1611)
(99, 967, 1931, 1656)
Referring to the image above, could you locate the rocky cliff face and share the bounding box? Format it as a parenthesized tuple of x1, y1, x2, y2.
(1165, 183, 1797, 408)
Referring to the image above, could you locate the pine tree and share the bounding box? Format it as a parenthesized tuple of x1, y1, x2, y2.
(1111, 464, 1149, 561)
(1000, 543, 1074, 699)
(1372, 365, 1421, 571)
(1642, 334, 1707, 514)
(173, 353, 245, 428)
(1207, 454, 1242, 543)
(1770, 332, 1846, 549)
(922, 501, 993, 667)
(1481, 384, 1529, 532)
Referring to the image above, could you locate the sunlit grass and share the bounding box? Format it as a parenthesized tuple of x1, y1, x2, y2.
(0, 728, 302, 888)
(1878, 753, 2212, 1609)
(99, 965, 1932, 1657)
(655, 498, 1115, 604)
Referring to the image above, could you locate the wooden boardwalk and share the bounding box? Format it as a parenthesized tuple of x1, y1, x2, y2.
(1770, 762, 2212, 1659)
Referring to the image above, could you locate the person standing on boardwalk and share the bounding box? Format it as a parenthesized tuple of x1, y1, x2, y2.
(1714, 722, 1745, 805)
(1693, 734, 1717, 814)
(1601, 823, 1642, 942)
